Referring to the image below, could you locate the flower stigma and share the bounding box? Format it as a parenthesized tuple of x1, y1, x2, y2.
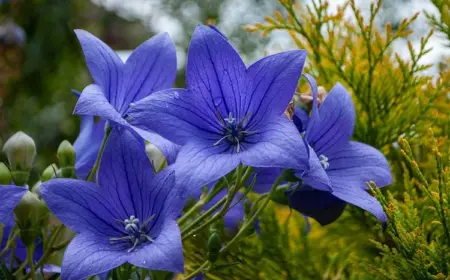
(319, 154, 329, 170)
(109, 215, 155, 252)
(213, 111, 257, 153)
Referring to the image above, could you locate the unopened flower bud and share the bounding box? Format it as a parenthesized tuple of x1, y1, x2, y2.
(32, 181, 42, 197)
(0, 162, 12, 185)
(14, 190, 48, 247)
(57, 141, 76, 178)
(57, 140, 76, 167)
(207, 225, 222, 263)
(145, 142, 166, 172)
(41, 164, 58, 182)
(2, 131, 36, 171)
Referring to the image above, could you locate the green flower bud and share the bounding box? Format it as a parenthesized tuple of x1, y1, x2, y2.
(57, 140, 76, 167)
(14, 191, 48, 247)
(57, 140, 76, 178)
(41, 164, 58, 182)
(207, 226, 222, 263)
(32, 181, 42, 197)
(145, 142, 166, 172)
(2, 131, 36, 171)
(0, 163, 12, 185)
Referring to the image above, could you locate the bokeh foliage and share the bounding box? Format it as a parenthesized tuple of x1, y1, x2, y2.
(182, 0, 450, 279)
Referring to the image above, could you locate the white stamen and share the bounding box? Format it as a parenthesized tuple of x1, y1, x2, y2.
(319, 154, 329, 170)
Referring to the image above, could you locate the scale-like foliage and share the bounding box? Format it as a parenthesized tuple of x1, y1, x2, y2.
(182, 0, 450, 279)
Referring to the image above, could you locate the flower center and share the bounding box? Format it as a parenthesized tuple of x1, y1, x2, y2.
(213, 112, 256, 153)
(109, 215, 155, 252)
(319, 154, 329, 170)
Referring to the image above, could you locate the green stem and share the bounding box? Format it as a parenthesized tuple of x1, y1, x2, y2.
(181, 196, 227, 237)
(182, 261, 210, 280)
(9, 240, 16, 271)
(20, 225, 65, 280)
(179, 181, 226, 227)
(86, 125, 112, 182)
(26, 244, 36, 280)
(181, 165, 254, 240)
(178, 182, 223, 226)
(13, 259, 28, 277)
(220, 173, 283, 254)
(182, 172, 242, 240)
(0, 229, 17, 258)
(141, 269, 148, 280)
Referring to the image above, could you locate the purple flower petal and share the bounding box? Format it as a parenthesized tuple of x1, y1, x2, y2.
(128, 89, 222, 146)
(74, 29, 124, 107)
(326, 141, 392, 189)
(98, 127, 155, 221)
(298, 146, 331, 191)
(73, 116, 106, 179)
(293, 107, 309, 133)
(98, 127, 185, 236)
(62, 232, 128, 280)
(306, 83, 355, 155)
(289, 186, 347, 225)
(118, 33, 177, 114)
(208, 24, 228, 39)
(128, 220, 184, 273)
(186, 25, 248, 120)
(331, 184, 387, 223)
(175, 141, 241, 194)
(246, 50, 307, 129)
(40, 179, 121, 236)
(241, 117, 309, 171)
(74, 84, 127, 126)
(131, 126, 180, 164)
(321, 141, 391, 223)
(252, 168, 283, 194)
(0, 185, 27, 225)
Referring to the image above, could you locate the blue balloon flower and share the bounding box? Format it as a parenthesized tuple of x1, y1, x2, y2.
(128, 25, 310, 192)
(255, 76, 392, 225)
(41, 127, 185, 279)
(72, 29, 180, 164)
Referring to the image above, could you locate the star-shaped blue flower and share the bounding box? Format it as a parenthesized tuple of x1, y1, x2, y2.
(41, 127, 185, 279)
(255, 77, 392, 224)
(128, 25, 310, 191)
(73, 30, 180, 164)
